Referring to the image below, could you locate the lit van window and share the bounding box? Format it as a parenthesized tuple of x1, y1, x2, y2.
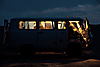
(39, 21, 55, 29)
(58, 21, 66, 29)
(19, 21, 36, 29)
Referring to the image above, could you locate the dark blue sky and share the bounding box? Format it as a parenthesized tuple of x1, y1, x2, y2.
(0, 0, 100, 26)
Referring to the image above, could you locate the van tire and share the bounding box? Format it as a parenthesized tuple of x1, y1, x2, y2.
(66, 43, 82, 57)
(20, 44, 35, 57)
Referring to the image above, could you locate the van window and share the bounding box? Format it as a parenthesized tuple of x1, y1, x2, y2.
(58, 21, 66, 29)
(39, 21, 55, 29)
(19, 21, 36, 29)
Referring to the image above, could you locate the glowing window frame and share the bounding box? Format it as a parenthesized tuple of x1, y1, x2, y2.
(19, 21, 36, 29)
(58, 21, 66, 29)
(39, 21, 55, 29)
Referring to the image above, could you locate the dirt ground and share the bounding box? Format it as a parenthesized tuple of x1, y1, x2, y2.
(0, 52, 100, 67)
(0, 26, 100, 67)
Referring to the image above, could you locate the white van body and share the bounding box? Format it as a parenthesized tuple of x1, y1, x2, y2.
(7, 18, 69, 51)
(3, 17, 93, 56)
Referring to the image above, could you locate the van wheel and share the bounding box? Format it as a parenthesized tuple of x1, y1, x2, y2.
(20, 44, 35, 57)
(66, 43, 82, 57)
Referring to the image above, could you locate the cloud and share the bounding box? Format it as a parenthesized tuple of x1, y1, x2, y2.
(22, 4, 100, 17)
(29, 4, 100, 24)
(0, 4, 100, 25)
(42, 7, 68, 13)
(78, 5, 84, 8)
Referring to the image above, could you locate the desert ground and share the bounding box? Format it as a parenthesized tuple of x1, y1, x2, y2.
(0, 25, 100, 67)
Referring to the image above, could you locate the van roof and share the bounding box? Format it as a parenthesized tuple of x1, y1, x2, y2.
(11, 17, 84, 20)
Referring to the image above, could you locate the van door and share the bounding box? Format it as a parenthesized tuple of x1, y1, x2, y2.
(57, 21, 68, 49)
(38, 21, 57, 50)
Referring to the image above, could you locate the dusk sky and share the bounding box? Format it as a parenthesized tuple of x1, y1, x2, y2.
(0, 0, 100, 26)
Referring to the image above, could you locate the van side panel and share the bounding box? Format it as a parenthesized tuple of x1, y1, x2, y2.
(57, 21, 68, 50)
(38, 30, 57, 50)
(7, 20, 37, 49)
(7, 19, 69, 52)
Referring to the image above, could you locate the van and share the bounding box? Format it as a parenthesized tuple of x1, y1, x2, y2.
(3, 17, 93, 56)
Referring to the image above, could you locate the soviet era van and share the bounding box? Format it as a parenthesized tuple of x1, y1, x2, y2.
(3, 17, 93, 56)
